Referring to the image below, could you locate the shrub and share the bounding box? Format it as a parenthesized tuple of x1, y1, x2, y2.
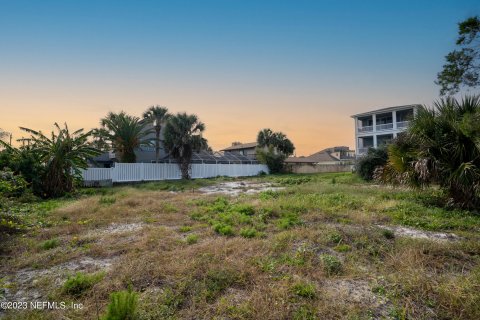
(0, 168, 28, 197)
(320, 254, 342, 275)
(102, 288, 138, 320)
(376, 96, 480, 209)
(356, 146, 388, 181)
(256, 148, 287, 174)
(63, 272, 104, 296)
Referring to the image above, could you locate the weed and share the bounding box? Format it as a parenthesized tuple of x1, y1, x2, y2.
(63, 272, 104, 296)
(293, 304, 318, 320)
(179, 226, 192, 233)
(382, 229, 395, 239)
(277, 213, 302, 229)
(291, 281, 316, 299)
(328, 232, 343, 244)
(231, 203, 255, 216)
(102, 288, 138, 320)
(213, 223, 234, 236)
(204, 269, 240, 302)
(185, 234, 198, 245)
(320, 254, 342, 275)
(99, 196, 116, 205)
(334, 244, 351, 252)
(240, 228, 258, 238)
(40, 238, 59, 250)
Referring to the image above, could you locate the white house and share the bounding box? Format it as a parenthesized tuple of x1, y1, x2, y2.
(351, 104, 422, 156)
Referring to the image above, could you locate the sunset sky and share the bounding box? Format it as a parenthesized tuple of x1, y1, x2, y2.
(1, 0, 478, 155)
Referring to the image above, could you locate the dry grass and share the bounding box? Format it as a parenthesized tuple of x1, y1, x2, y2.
(1, 173, 479, 319)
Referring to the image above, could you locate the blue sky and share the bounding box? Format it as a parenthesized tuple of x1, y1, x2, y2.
(0, 0, 478, 154)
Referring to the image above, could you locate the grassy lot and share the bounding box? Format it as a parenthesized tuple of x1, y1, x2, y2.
(1, 172, 479, 319)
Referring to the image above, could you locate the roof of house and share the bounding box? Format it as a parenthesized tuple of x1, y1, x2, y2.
(285, 146, 354, 164)
(221, 142, 258, 151)
(350, 104, 421, 118)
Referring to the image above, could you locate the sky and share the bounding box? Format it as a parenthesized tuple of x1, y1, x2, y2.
(0, 0, 479, 155)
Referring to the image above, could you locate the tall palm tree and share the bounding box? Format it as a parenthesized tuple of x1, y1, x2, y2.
(163, 112, 208, 179)
(142, 105, 170, 163)
(99, 111, 153, 163)
(17, 123, 100, 197)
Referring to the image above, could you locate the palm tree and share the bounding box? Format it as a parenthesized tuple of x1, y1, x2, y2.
(257, 128, 295, 155)
(142, 105, 170, 163)
(377, 95, 480, 209)
(99, 111, 153, 163)
(163, 112, 208, 179)
(17, 123, 100, 197)
(256, 128, 295, 173)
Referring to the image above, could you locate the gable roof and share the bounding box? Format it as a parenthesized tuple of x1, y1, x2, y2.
(221, 142, 258, 151)
(285, 146, 354, 163)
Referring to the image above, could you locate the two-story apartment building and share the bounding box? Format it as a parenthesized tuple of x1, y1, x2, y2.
(351, 104, 421, 156)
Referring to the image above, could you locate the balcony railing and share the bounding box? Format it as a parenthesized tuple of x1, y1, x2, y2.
(396, 121, 410, 129)
(376, 123, 393, 131)
(358, 126, 373, 133)
(357, 147, 372, 155)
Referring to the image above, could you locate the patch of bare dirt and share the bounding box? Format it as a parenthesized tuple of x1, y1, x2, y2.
(198, 181, 284, 196)
(378, 225, 460, 242)
(0, 257, 116, 303)
(321, 279, 391, 318)
(85, 222, 145, 238)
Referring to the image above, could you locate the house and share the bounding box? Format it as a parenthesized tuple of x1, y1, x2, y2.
(220, 142, 258, 159)
(351, 104, 422, 156)
(285, 146, 355, 173)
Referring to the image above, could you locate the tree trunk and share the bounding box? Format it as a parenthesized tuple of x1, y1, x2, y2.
(180, 160, 191, 179)
(155, 127, 160, 163)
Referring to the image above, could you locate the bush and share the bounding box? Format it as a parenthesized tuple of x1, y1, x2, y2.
(256, 148, 287, 174)
(0, 168, 28, 197)
(63, 272, 104, 297)
(102, 288, 138, 320)
(355, 146, 388, 181)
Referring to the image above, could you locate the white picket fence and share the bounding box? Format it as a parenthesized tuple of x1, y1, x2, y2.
(81, 163, 269, 184)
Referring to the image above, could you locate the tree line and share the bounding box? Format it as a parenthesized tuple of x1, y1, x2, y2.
(0, 106, 208, 198)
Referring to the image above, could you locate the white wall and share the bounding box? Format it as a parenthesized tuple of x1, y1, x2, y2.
(81, 163, 269, 184)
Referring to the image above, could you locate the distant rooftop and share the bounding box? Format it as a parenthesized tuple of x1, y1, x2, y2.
(351, 104, 421, 118)
(286, 146, 354, 163)
(221, 142, 257, 151)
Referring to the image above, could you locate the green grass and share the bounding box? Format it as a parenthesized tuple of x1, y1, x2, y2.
(3, 172, 480, 320)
